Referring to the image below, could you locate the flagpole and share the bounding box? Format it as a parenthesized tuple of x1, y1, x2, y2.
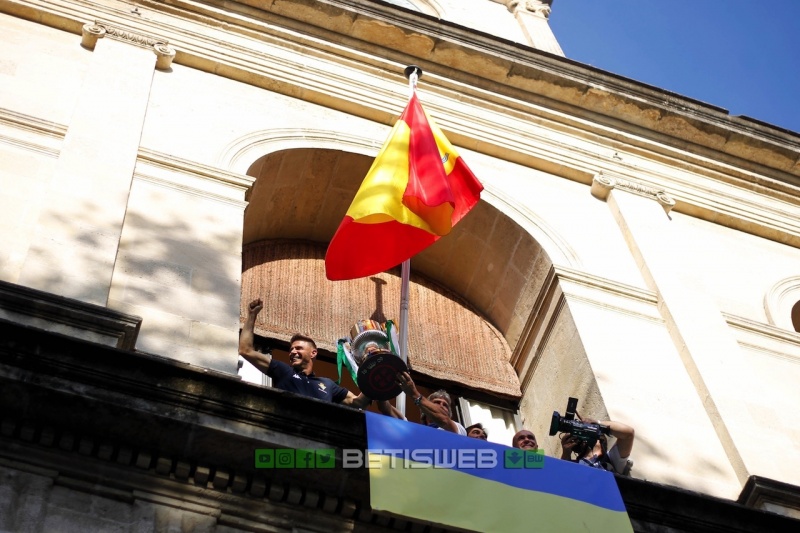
(396, 66, 422, 417)
(397, 258, 409, 418)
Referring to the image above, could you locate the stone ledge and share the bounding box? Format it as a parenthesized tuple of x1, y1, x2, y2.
(618, 475, 800, 532)
(2, 316, 799, 531)
(0, 317, 371, 502)
(739, 476, 800, 520)
(0, 279, 141, 350)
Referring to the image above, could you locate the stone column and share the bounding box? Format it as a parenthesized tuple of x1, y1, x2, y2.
(19, 22, 175, 306)
(506, 0, 564, 56)
(592, 173, 759, 486)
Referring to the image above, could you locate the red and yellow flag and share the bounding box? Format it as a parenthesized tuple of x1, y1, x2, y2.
(325, 91, 483, 280)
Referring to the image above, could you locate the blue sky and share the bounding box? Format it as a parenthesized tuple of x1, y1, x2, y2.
(548, 0, 800, 134)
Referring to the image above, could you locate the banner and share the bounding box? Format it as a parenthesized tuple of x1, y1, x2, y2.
(366, 412, 633, 532)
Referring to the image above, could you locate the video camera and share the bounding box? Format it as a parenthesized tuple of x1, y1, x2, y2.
(548, 397, 611, 450)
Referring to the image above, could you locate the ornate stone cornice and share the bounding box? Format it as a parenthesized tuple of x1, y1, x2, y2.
(81, 21, 176, 69)
(591, 172, 677, 213)
(3, 0, 798, 248)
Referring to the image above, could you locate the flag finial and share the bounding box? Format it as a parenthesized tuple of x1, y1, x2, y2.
(404, 65, 423, 80)
(404, 65, 422, 92)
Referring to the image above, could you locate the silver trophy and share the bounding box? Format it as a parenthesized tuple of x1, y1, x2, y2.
(345, 319, 407, 401)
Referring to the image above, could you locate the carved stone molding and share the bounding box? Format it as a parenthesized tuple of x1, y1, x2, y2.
(80, 22, 106, 49)
(724, 311, 800, 364)
(81, 21, 176, 70)
(506, 0, 553, 18)
(94, 20, 162, 48)
(591, 172, 676, 213)
(136, 147, 255, 206)
(153, 42, 177, 70)
(764, 276, 800, 332)
(590, 172, 616, 201)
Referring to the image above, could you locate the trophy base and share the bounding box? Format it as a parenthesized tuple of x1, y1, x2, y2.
(356, 350, 408, 401)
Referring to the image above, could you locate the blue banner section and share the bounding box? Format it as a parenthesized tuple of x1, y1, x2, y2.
(365, 411, 628, 513)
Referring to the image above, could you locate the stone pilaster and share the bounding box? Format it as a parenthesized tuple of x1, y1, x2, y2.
(594, 172, 760, 487)
(19, 23, 173, 305)
(505, 0, 564, 56)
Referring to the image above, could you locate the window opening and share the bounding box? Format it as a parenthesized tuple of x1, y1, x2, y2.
(459, 397, 521, 446)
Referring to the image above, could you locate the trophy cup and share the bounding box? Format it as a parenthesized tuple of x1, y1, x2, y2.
(343, 319, 408, 401)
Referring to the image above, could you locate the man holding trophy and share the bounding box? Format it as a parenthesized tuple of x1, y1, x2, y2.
(336, 318, 465, 435)
(239, 299, 373, 408)
(240, 299, 464, 434)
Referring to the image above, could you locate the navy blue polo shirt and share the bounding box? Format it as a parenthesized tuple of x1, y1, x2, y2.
(267, 360, 348, 403)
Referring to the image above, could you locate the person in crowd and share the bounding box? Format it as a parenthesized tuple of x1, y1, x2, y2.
(239, 298, 372, 408)
(558, 417, 634, 474)
(512, 429, 538, 450)
(393, 371, 467, 435)
(466, 423, 488, 440)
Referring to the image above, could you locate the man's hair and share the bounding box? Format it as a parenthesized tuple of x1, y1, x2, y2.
(466, 423, 487, 437)
(290, 334, 317, 349)
(419, 389, 454, 425)
(428, 389, 452, 409)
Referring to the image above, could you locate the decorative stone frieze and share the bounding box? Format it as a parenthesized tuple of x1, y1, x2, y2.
(94, 20, 162, 48)
(591, 172, 676, 213)
(81, 21, 176, 70)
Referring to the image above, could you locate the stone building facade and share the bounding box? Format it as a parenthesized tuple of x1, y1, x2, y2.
(1, 0, 799, 530)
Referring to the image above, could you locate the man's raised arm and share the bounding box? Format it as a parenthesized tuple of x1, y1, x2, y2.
(238, 298, 272, 374)
(396, 372, 460, 434)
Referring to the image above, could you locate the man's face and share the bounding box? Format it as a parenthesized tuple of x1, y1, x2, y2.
(467, 427, 487, 440)
(513, 430, 538, 450)
(289, 340, 316, 371)
(431, 397, 451, 417)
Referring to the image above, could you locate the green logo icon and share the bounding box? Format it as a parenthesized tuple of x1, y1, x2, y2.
(315, 448, 335, 469)
(295, 449, 315, 469)
(504, 449, 525, 469)
(275, 449, 295, 468)
(504, 449, 544, 469)
(255, 448, 336, 468)
(255, 449, 274, 468)
(524, 449, 545, 469)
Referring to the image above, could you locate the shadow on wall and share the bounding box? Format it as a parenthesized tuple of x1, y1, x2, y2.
(104, 189, 243, 371)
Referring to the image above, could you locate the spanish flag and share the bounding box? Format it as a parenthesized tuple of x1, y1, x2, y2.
(325, 91, 483, 281)
(366, 413, 633, 532)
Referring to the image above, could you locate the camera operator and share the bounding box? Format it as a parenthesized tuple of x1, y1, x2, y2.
(559, 418, 634, 475)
